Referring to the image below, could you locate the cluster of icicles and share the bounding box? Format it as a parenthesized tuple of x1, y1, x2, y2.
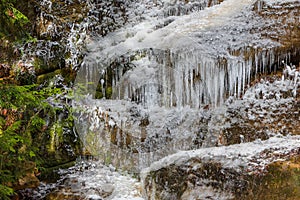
(77, 46, 291, 108)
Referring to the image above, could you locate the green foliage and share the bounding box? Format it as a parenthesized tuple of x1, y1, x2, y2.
(0, 85, 41, 109)
(0, 184, 14, 200)
(0, 0, 32, 62)
(0, 0, 29, 38)
(25, 35, 38, 44)
(0, 83, 66, 199)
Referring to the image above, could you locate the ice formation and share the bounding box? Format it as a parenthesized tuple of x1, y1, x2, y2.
(75, 0, 297, 108)
(71, 0, 300, 170)
(65, 0, 300, 199)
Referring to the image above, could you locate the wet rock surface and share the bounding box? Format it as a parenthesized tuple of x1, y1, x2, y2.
(141, 136, 300, 200)
(73, 65, 300, 173)
(69, 0, 300, 199)
(6, 0, 300, 199)
(0, 64, 10, 78)
(212, 74, 300, 146)
(19, 161, 143, 200)
(71, 0, 300, 169)
(13, 162, 40, 191)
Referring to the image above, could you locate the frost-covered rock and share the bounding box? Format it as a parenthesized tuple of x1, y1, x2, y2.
(79, 0, 300, 108)
(141, 136, 300, 200)
(0, 64, 10, 78)
(210, 74, 300, 146)
(27, 161, 143, 200)
(73, 71, 300, 173)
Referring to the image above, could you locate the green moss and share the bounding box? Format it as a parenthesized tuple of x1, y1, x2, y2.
(85, 131, 101, 155)
(0, 0, 29, 39)
(32, 58, 45, 74)
(95, 91, 103, 99)
(0, 84, 81, 198)
(95, 86, 113, 99)
(47, 123, 63, 153)
(106, 87, 113, 99)
(0, 84, 49, 197)
(243, 157, 300, 200)
(37, 69, 62, 84)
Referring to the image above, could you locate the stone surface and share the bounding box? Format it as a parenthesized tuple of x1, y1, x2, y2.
(0, 64, 10, 78)
(3, 0, 299, 198)
(13, 162, 40, 191)
(141, 136, 300, 200)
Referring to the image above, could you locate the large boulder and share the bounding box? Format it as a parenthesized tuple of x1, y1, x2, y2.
(141, 136, 300, 200)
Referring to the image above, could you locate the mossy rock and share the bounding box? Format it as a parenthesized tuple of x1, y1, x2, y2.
(95, 86, 113, 99)
(39, 161, 76, 183)
(244, 156, 300, 200)
(12, 161, 40, 191)
(37, 67, 76, 85)
(37, 69, 62, 84)
(21, 41, 66, 76)
(142, 137, 300, 200)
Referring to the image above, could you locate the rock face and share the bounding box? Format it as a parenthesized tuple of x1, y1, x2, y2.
(5, 0, 299, 198)
(210, 74, 300, 146)
(14, 162, 40, 191)
(141, 136, 300, 200)
(72, 0, 300, 198)
(20, 162, 142, 200)
(255, 0, 300, 49)
(72, 0, 300, 173)
(0, 64, 10, 78)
